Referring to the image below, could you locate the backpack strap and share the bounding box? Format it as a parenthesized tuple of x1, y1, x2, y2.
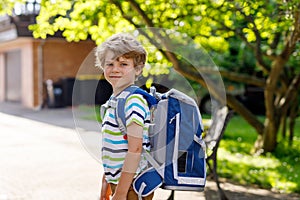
(100, 96, 117, 123)
(114, 85, 158, 135)
(115, 86, 165, 179)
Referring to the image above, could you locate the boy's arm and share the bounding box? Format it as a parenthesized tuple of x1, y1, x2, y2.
(112, 122, 143, 199)
(100, 172, 110, 200)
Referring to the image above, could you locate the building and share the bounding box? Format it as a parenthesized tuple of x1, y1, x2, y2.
(0, 1, 98, 109)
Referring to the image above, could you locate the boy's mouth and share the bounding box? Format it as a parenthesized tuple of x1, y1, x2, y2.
(109, 76, 121, 78)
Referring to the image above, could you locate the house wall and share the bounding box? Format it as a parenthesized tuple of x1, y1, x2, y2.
(0, 53, 5, 102)
(22, 40, 34, 107)
(0, 37, 96, 109)
(5, 49, 22, 102)
(39, 39, 97, 108)
(41, 38, 96, 82)
(0, 38, 34, 108)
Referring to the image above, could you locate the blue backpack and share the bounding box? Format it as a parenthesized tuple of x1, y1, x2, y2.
(101, 85, 206, 197)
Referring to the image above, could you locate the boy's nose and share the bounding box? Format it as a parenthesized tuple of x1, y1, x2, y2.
(111, 64, 120, 72)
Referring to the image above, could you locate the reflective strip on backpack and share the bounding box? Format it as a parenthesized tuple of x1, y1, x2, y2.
(172, 113, 180, 182)
(177, 176, 206, 185)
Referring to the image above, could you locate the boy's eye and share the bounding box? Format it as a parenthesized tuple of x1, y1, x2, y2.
(120, 63, 128, 67)
(103, 62, 130, 68)
(105, 63, 113, 67)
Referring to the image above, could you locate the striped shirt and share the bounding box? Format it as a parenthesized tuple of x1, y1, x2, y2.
(101, 92, 151, 184)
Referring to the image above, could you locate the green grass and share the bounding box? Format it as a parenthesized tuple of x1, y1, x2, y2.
(217, 115, 300, 194)
(76, 105, 101, 121)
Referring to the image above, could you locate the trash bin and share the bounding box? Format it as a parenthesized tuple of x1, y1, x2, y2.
(77, 79, 101, 105)
(73, 75, 112, 105)
(95, 79, 112, 105)
(45, 79, 65, 108)
(61, 77, 75, 107)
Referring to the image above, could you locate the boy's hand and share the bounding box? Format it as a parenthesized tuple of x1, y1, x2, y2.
(100, 175, 111, 200)
(111, 193, 127, 200)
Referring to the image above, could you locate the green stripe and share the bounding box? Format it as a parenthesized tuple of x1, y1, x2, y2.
(104, 129, 122, 136)
(131, 118, 143, 127)
(126, 94, 147, 105)
(108, 179, 119, 184)
(102, 155, 125, 162)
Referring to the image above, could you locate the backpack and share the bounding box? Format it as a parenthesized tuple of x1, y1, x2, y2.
(100, 85, 206, 197)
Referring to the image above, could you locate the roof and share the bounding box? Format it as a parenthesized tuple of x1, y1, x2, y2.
(0, 15, 18, 42)
(0, 0, 63, 43)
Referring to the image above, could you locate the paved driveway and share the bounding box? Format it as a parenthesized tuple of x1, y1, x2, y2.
(0, 112, 102, 199)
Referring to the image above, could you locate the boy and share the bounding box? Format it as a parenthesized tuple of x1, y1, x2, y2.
(95, 33, 154, 200)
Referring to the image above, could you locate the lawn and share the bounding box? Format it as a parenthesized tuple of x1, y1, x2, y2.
(217, 115, 300, 194)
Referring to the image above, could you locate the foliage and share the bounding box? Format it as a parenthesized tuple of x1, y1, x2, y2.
(0, 0, 25, 15)
(26, 0, 298, 59)
(2, 0, 300, 152)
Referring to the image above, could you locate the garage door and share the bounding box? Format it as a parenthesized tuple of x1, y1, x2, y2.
(5, 50, 21, 102)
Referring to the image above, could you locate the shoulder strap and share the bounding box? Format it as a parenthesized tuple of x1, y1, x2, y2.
(100, 96, 117, 123)
(115, 85, 158, 135)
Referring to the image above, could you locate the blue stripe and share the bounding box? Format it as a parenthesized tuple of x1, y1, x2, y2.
(125, 103, 146, 114)
(102, 121, 118, 128)
(108, 113, 115, 119)
(104, 138, 128, 145)
(126, 111, 144, 122)
(103, 163, 123, 169)
(143, 135, 149, 140)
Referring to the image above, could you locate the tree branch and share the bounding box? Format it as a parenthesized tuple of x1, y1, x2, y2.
(219, 70, 265, 87)
(233, 3, 270, 72)
(111, 0, 180, 69)
(280, 3, 300, 61)
(177, 63, 265, 135)
(127, 0, 155, 27)
(205, 1, 271, 73)
(279, 74, 300, 112)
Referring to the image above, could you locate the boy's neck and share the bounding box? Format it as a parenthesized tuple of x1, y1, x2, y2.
(113, 84, 135, 96)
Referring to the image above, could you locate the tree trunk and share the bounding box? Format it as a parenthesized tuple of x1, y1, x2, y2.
(281, 109, 288, 139)
(259, 58, 285, 152)
(289, 98, 299, 144)
(263, 118, 279, 152)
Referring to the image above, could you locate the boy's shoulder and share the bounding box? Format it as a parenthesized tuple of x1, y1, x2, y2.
(117, 86, 154, 106)
(125, 93, 148, 105)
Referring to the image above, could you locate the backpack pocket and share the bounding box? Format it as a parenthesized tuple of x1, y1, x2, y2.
(133, 167, 163, 197)
(163, 98, 206, 191)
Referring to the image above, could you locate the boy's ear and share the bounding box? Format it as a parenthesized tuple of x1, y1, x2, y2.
(135, 65, 143, 76)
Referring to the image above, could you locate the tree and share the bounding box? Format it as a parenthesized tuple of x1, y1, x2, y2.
(3, 0, 300, 153)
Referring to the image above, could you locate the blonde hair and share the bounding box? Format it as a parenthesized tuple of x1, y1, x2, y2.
(95, 33, 147, 70)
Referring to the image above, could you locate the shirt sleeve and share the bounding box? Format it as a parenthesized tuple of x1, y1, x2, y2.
(124, 94, 149, 127)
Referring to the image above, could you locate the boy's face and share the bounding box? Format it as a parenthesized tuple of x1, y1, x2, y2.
(103, 51, 141, 94)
